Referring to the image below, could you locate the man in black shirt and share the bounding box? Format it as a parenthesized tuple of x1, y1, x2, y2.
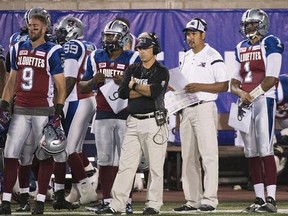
(97, 32, 169, 215)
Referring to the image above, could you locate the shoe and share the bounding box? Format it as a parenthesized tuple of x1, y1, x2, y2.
(242, 197, 265, 212)
(66, 183, 80, 203)
(85, 201, 104, 212)
(32, 201, 44, 215)
(97, 206, 119, 214)
(173, 204, 197, 212)
(142, 207, 159, 215)
(94, 202, 110, 213)
(197, 204, 216, 212)
(78, 182, 97, 204)
(126, 203, 133, 214)
(16, 193, 30, 212)
(52, 190, 80, 210)
(256, 196, 277, 213)
(0, 201, 11, 215)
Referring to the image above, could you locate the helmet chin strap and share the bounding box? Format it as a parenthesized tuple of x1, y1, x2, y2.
(247, 31, 261, 42)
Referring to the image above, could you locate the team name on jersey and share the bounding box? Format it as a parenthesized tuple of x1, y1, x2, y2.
(240, 51, 262, 62)
(97, 62, 128, 78)
(98, 68, 124, 77)
(17, 55, 45, 68)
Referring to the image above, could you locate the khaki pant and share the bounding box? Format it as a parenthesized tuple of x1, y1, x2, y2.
(180, 101, 219, 208)
(110, 115, 168, 212)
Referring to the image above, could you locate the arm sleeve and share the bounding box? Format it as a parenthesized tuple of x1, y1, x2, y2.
(266, 53, 282, 78)
(150, 66, 170, 99)
(48, 45, 65, 75)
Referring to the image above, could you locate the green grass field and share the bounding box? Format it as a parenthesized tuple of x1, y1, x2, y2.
(7, 201, 288, 215)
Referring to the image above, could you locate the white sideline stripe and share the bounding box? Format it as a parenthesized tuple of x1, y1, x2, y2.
(10, 209, 288, 214)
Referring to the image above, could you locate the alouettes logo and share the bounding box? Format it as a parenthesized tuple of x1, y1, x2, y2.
(99, 63, 106, 68)
(19, 50, 28, 55)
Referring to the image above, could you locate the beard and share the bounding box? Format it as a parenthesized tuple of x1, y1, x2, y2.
(29, 31, 42, 42)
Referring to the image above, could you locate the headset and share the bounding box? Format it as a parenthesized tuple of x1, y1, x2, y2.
(148, 32, 161, 55)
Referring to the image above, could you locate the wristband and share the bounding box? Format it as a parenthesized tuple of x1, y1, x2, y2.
(132, 83, 138, 91)
(55, 103, 64, 115)
(249, 85, 265, 101)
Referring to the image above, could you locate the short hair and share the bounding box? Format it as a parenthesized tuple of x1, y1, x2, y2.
(29, 14, 48, 26)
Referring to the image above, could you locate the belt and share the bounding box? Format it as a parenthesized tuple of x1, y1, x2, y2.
(131, 114, 155, 120)
(189, 100, 212, 108)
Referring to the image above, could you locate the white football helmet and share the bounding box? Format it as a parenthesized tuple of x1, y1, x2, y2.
(240, 8, 269, 39)
(102, 20, 130, 52)
(25, 7, 53, 34)
(55, 16, 84, 45)
(39, 125, 67, 156)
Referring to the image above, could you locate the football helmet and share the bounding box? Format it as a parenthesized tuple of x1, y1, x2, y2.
(0, 109, 10, 136)
(55, 16, 84, 45)
(240, 8, 269, 39)
(102, 20, 130, 52)
(25, 7, 53, 34)
(39, 124, 67, 156)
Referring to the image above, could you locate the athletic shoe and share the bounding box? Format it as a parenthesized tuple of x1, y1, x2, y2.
(142, 207, 159, 215)
(126, 203, 133, 214)
(242, 197, 265, 213)
(52, 189, 80, 210)
(0, 201, 11, 215)
(256, 196, 277, 213)
(173, 204, 197, 212)
(32, 201, 44, 215)
(197, 204, 216, 212)
(85, 201, 109, 212)
(16, 193, 30, 212)
(96, 206, 119, 214)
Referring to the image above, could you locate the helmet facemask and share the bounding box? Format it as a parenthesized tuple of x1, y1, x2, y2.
(102, 20, 130, 53)
(102, 32, 123, 52)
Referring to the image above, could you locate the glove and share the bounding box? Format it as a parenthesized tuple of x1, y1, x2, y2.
(48, 114, 61, 129)
(47, 104, 64, 129)
(237, 103, 250, 121)
(0, 100, 10, 113)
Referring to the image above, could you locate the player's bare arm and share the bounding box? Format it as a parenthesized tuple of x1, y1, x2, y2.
(230, 78, 253, 104)
(1, 70, 17, 103)
(65, 77, 77, 98)
(0, 59, 6, 97)
(53, 73, 66, 105)
(260, 76, 278, 92)
(79, 73, 105, 93)
(184, 81, 228, 93)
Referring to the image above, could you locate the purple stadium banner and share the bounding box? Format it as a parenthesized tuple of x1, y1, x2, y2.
(0, 9, 287, 113)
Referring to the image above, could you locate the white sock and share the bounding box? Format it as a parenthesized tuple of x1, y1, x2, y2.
(254, 183, 265, 201)
(266, 185, 276, 200)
